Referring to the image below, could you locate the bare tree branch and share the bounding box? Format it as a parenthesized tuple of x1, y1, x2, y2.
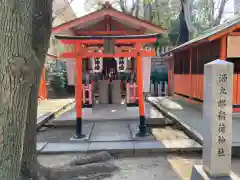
(119, 0, 126, 12)
(181, 0, 197, 34)
(130, 1, 137, 15)
(214, 0, 228, 25)
(52, 0, 74, 20)
(135, 0, 140, 17)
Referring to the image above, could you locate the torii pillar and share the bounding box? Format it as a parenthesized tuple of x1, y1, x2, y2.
(39, 66, 47, 99)
(136, 43, 146, 136)
(74, 43, 85, 138)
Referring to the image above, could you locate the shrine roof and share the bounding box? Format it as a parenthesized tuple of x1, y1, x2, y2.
(55, 33, 161, 40)
(52, 2, 166, 35)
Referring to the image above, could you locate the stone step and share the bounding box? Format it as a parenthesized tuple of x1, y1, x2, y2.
(37, 139, 202, 155)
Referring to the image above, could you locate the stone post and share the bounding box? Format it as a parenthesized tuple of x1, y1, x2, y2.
(203, 60, 233, 177)
(191, 59, 239, 179)
(164, 81, 168, 96)
(157, 83, 161, 97)
(150, 81, 154, 96)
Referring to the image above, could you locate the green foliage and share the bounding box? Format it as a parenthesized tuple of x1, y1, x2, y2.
(49, 61, 68, 94)
(190, 0, 228, 37)
(151, 1, 180, 46)
(50, 70, 68, 94)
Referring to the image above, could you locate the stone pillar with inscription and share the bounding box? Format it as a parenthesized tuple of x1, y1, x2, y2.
(191, 60, 239, 179)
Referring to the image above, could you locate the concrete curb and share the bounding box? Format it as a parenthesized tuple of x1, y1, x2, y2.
(37, 140, 202, 155)
(53, 99, 76, 117)
(145, 97, 203, 146)
(37, 100, 75, 130)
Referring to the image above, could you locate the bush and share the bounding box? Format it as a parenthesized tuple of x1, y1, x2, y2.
(50, 70, 68, 94)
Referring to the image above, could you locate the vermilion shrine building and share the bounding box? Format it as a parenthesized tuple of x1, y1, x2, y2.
(164, 17, 240, 112)
(39, 2, 166, 138)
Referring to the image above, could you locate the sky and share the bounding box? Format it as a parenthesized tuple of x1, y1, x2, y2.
(70, 0, 235, 20)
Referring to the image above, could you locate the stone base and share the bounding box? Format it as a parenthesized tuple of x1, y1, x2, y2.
(126, 102, 139, 107)
(70, 134, 89, 142)
(190, 165, 240, 180)
(82, 104, 93, 108)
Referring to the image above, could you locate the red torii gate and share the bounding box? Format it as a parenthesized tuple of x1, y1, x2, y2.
(55, 34, 157, 138)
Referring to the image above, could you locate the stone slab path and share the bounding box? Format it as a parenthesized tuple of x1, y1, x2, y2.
(52, 101, 171, 126)
(37, 139, 201, 154)
(37, 100, 202, 154)
(147, 96, 240, 148)
(37, 120, 201, 154)
(90, 122, 132, 141)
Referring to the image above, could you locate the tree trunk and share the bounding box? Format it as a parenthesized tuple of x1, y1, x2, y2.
(181, 0, 196, 34)
(0, 0, 53, 180)
(21, 0, 53, 179)
(119, 0, 127, 13)
(178, 2, 189, 45)
(207, 0, 215, 26)
(213, 0, 227, 26)
(135, 0, 140, 18)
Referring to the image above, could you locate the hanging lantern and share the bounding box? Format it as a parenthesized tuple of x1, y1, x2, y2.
(92, 50, 103, 72)
(116, 57, 127, 72)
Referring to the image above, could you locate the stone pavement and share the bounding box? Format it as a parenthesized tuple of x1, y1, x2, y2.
(146, 96, 240, 150)
(51, 102, 172, 125)
(37, 139, 201, 155)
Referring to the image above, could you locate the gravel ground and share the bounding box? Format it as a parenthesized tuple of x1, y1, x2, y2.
(38, 153, 240, 180)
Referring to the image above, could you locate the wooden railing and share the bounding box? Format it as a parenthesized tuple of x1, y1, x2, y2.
(173, 73, 240, 112)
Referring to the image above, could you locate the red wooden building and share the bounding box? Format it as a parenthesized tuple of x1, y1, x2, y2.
(39, 2, 166, 138)
(164, 17, 240, 112)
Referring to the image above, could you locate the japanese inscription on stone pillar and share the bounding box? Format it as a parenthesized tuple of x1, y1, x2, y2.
(203, 59, 233, 177)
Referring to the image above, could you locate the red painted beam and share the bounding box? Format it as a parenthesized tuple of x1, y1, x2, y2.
(84, 51, 137, 58)
(59, 50, 155, 59)
(86, 47, 136, 51)
(230, 32, 240, 36)
(60, 38, 157, 45)
(220, 36, 227, 60)
(74, 30, 143, 35)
